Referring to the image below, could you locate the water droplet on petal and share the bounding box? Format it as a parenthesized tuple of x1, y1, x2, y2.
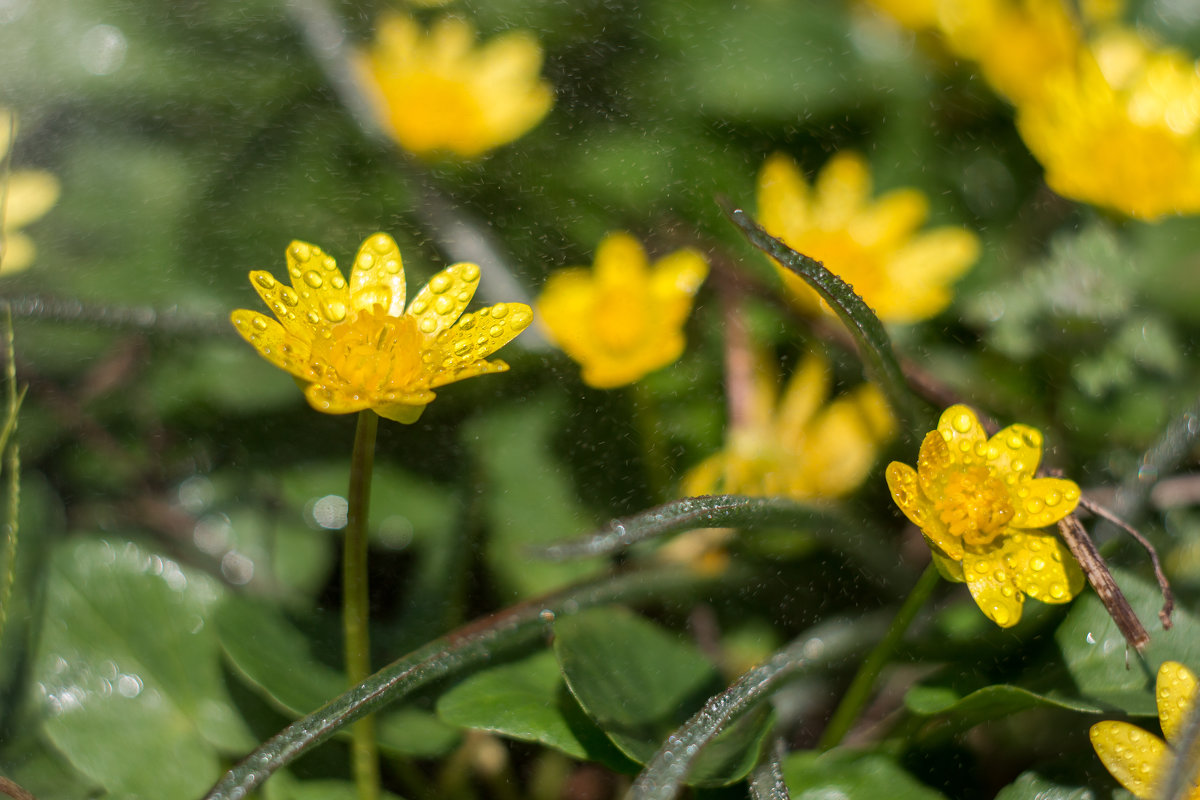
(491, 303, 508, 319)
(254, 273, 276, 289)
(430, 275, 451, 294)
(991, 604, 1010, 625)
(331, 275, 346, 289)
(384, 258, 400, 274)
(419, 317, 437, 333)
(1030, 557, 1046, 571)
(509, 308, 532, 329)
(1050, 583, 1066, 599)
(461, 263, 480, 281)
(290, 242, 311, 261)
(434, 296, 454, 315)
(324, 302, 346, 322)
(251, 317, 269, 331)
(358, 252, 375, 269)
(953, 412, 973, 433)
(1025, 497, 1044, 514)
(280, 288, 299, 306)
(304, 271, 323, 288)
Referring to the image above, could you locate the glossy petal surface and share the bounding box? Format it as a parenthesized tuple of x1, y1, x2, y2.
(1091, 722, 1171, 799)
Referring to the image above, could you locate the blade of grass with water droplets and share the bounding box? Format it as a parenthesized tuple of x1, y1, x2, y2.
(624, 614, 886, 800)
(748, 739, 790, 800)
(202, 566, 731, 800)
(535, 494, 907, 590)
(720, 200, 920, 436)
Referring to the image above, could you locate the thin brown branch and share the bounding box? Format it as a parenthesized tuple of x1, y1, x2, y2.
(1078, 496, 1174, 629)
(1057, 514, 1149, 654)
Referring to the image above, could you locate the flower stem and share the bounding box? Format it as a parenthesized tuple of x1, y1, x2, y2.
(632, 381, 670, 502)
(345, 409, 380, 800)
(818, 562, 940, 750)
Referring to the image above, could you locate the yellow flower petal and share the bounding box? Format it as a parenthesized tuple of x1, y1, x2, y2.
(776, 354, 829, 445)
(985, 424, 1043, 481)
(285, 240, 351, 326)
(938, 404, 988, 465)
(814, 152, 872, 229)
(1013, 477, 1081, 528)
(757, 152, 811, 237)
(349, 232, 406, 316)
(916, 429, 953, 500)
(1158, 661, 1199, 748)
(1005, 530, 1083, 603)
(962, 546, 1025, 627)
(5, 171, 60, 229)
(1091, 721, 1171, 799)
(230, 310, 314, 380)
(930, 549, 965, 582)
(848, 188, 928, 248)
(407, 262, 482, 340)
(887, 460, 961, 559)
(0, 231, 35, 275)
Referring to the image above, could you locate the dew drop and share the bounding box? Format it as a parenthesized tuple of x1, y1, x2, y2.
(324, 302, 346, 322)
(1025, 497, 1044, 514)
(410, 299, 429, 314)
(459, 313, 475, 330)
(1007, 433, 1023, 450)
(419, 318, 437, 333)
(991, 604, 1010, 625)
(453, 340, 470, 356)
(1012, 459, 1026, 474)
(1031, 557, 1046, 571)
(430, 275, 452, 294)
(953, 412, 973, 433)
(1001, 586, 1014, 597)
(1044, 490, 1060, 506)
(491, 303, 508, 319)
(993, 568, 1007, 583)
(509, 308, 532, 329)
(1050, 583, 1066, 599)
(489, 324, 504, 338)
(331, 275, 346, 289)
(290, 242, 311, 261)
(358, 252, 375, 269)
(306, 311, 320, 325)
(304, 271, 323, 288)
(371, 233, 391, 251)
(251, 317, 269, 332)
(384, 258, 400, 274)
(280, 288, 299, 306)
(254, 273, 276, 290)
(434, 296, 454, 315)
(457, 291, 471, 303)
(461, 263, 480, 281)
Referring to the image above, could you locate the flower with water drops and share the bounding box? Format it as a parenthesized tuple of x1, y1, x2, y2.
(1091, 660, 1200, 799)
(356, 13, 553, 159)
(536, 232, 708, 389)
(231, 232, 532, 423)
(0, 108, 60, 275)
(756, 151, 978, 323)
(885, 404, 1083, 627)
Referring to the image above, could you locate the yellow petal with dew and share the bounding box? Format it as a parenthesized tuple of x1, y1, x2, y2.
(962, 545, 1025, 627)
(916, 429, 953, 500)
(286, 241, 351, 325)
(304, 382, 373, 416)
(350, 232, 406, 316)
(429, 357, 510, 389)
(1007, 529, 1083, 604)
(1012, 477, 1081, 528)
(757, 152, 811, 237)
(985, 423, 1043, 483)
(1158, 661, 1199, 748)
(1091, 721, 1171, 799)
(249, 269, 321, 342)
(407, 262, 481, 339)
(5, 171, 60, 229)
(888, 460, 961, 559)
(937, 404, 988, 467)
(230, 310, 314, 380)
(434, 302, 532, 375)
(814, 151, 871, 229)
(376, 399, 432, 424)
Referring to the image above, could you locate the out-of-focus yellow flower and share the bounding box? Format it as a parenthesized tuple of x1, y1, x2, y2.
(1091, 661, 1200, 799)
(862, 0, 941, 31)
(937, 0, 1083, 104)
(684, 353, 894, 501)
(356, 13, 553, 159)
(536, 232, 708, 389)
(756, 151, 978, 324)
(885, 404, 1083, 627)
(1015, 29, 1200, 220)
(0, 109, 59, 275)
(231, 233, 532, 423)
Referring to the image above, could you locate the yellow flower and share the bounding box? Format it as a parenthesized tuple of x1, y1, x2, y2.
(0, 108, 60, 275)
(231, 233, 532, 423)
(937, 0, 1083, 105)
(536, 232, 708, 389)
(684, 352, 894, 501)
(356, 13, 553, 159)
(1091, 661, 1200, 799)
(885, 404, 1083, 627)
(1015, 29, 1200, 220)
(862, 0, 941, 31)
(756, 152, 978, 324)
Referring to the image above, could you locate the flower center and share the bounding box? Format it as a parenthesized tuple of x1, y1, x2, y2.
(311, 307, 424, 395)
(934, 464, 1014, 547)
(592, 286, 650, 354)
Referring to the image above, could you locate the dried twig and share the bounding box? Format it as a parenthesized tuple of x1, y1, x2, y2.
(1057, 514, 1149, 654)
(1079, 496, 1174, 629)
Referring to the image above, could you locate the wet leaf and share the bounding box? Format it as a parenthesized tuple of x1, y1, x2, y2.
(782, 749, 946, 800)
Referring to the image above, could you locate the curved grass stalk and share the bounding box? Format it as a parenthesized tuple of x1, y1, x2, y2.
(624, 614, 887, 800)
(203, 565, 734, 799)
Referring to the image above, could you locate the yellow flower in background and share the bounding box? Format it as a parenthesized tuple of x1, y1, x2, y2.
(756, 152, 978, 324)
(1091, 661, 1200, 799)
(0, 109, 60, 275)
(1015, 29, 1200, 220)
(231, 233, 532, 423)
(683, 353, 894, 501)
(356, 13, 553, 159)
(536, 232, 708, 389)
(885, 404, 1083, 627)
(862, 0, 941, 31)
(937, 0, 1083, 105)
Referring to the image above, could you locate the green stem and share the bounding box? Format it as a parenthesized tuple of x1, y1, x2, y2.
(345, 410, 380, 800)
(0, 304, 19, 648)
(632, 381, 670, 502)
(818, 562, 940, 750)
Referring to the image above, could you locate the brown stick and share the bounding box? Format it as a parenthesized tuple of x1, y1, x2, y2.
(1057, 514, 1149, 654)
(1078, 496, 1174, 629)
(0, 777, 37, 800)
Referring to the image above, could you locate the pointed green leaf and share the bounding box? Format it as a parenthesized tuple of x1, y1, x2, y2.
(782, 750, 946, 800)
(994, 771, 1100, 800)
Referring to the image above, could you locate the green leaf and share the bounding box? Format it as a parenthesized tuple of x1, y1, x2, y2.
(33, 538, 253, 798)
(263, 771, 406, 800)
(722, 203, 921, 436)
(782, 749, 946, 800)
(465, 394, 604, 596)
(1056, 568, 1199, 715)
(995, 770, 1101, 800)
(215, 594, 459, 758)
(555, 605, 771, 786)
(436, 649, 634, 769)
(904, 680, 1104, 726)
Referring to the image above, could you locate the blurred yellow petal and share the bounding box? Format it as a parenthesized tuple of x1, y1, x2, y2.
(5, 171, 59, 229)
(776, 354, 828, 445)
(231, 234, 530, 421)
(0, 231, 34, 275)
(813, 152, 872, 229)
(757, 152, 811, 237)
